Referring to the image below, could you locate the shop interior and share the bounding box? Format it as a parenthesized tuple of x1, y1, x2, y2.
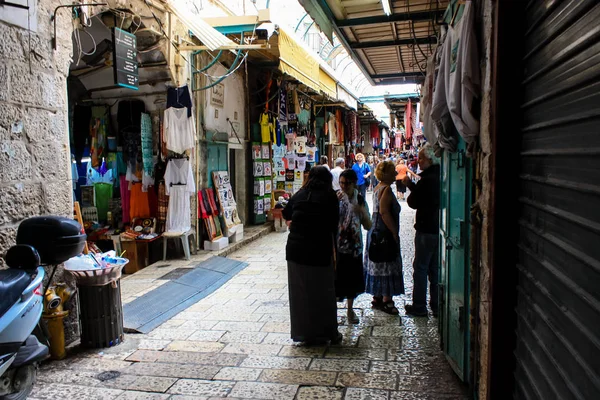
(67, 7, 198, 273)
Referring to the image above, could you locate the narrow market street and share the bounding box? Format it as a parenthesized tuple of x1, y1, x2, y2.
(30, 201, 466, 400)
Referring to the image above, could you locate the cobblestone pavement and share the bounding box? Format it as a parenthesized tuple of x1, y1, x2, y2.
(31, 197, 467, 400)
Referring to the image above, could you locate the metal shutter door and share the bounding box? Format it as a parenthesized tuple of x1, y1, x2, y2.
(515, 1, 600, 399)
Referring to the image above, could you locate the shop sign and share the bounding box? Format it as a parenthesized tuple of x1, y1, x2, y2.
(210, 83, 225, 107)
(112, 27, 139, 90)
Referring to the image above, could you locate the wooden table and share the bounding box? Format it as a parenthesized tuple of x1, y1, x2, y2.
(121, 236, 162, 274)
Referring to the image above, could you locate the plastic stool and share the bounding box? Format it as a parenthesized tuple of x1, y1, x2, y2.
(162, 230, 197, 261)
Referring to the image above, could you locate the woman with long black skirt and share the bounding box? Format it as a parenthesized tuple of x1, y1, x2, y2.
(282, 166, 342, 344)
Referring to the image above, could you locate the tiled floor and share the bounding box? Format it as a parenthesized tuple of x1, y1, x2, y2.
(31, 198, 467, 400)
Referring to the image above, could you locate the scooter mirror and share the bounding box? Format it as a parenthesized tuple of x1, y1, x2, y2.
(5, 244, 41, 271)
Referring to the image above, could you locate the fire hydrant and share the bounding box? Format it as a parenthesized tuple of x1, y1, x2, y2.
(42, 283, 75, 360)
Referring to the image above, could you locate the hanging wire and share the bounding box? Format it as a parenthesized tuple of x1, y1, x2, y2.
(142, 0, 259, 88)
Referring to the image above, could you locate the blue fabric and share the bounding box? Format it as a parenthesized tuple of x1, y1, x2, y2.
(352, 163, 371, 186)
(412, 231, 439, 312)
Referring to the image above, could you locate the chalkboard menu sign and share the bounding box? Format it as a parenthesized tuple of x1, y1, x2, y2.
(112, 27, 139, 90)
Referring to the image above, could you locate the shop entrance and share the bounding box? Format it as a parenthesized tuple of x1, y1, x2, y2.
(66, 6, 198, 265)
(440, 137, 471, 382)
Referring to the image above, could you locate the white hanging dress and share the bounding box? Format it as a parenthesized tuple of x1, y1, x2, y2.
(165, 158, 195, 233)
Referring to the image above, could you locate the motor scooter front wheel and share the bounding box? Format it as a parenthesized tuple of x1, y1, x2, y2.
(0, 364, 37, 400)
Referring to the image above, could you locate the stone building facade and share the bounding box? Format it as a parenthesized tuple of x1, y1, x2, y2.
(0, 0, 74, 259)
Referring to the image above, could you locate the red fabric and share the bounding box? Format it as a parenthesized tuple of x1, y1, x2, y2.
(198, 191, 208, 219)
(405, 99, 413, 139)
(370, 123, 379, 139)
(206, 188, 219, 216)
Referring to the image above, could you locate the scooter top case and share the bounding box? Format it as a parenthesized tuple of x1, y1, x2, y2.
(16, 216, 86, 265)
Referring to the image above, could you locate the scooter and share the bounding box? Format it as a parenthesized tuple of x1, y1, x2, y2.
(0, 216, 86, 400)
(0, 245, 48, 400)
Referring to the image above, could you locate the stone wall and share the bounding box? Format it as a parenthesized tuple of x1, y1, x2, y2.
(0, 0, 74, 260)
(473, 0, 495, 398)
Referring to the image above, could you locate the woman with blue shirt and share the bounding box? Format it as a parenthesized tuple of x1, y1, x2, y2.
(352, 153, 371, 199)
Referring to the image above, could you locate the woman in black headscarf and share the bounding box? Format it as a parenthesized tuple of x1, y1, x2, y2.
(282, 166, 342, 344)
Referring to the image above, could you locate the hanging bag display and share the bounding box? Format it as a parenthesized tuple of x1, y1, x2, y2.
(368, 187, 399, 263)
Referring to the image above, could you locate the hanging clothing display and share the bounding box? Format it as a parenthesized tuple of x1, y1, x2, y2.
(118, 100, 146, 167)
(421, 53, 437, 144)
(130, 182, 151, 221)
(165, 158, 195, 233)
(166, 85, 193, 118)
(94, 182, 113, 222)
(90, 107, 108, 168)
(141, 113, 154, 176)
(431, 1, 480, 153)
(164, 107, 195, 153)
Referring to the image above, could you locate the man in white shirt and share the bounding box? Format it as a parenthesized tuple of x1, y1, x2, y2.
(331, 157, 345, 191)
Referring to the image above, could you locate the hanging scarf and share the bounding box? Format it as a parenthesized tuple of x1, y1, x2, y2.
(141, 113, 153, 176)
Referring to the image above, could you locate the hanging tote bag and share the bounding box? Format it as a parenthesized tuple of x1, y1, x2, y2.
(368, 187, 399, 263)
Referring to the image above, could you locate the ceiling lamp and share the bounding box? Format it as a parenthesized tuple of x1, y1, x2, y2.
(381, 0, 392, 16)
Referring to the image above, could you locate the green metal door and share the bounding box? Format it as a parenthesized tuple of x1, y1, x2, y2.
(207, 143, 228, 187)
(439, 138, 471, 382)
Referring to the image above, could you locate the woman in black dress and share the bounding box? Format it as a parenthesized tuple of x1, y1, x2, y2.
(282, 166, 342, 344)
(335, 169, 372, 324)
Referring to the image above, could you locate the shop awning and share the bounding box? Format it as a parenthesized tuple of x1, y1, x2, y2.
(319, 68, 337, 99)
(277, 28, 321, 93)
(165, 0, 236, 51)
(336, 83, 358, 110)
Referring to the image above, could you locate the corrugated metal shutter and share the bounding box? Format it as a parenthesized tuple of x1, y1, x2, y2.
(514, 1, 600, 399)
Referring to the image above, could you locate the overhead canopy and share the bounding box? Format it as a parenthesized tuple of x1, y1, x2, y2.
(299, 0, 449, 85)
(165, 0, 236, 51)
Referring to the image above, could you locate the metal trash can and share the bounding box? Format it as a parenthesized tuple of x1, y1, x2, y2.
(66, 262, 127, 348)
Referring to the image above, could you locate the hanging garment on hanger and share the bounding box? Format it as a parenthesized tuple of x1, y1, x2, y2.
(93, 182, 113, 222)
(164, 107, 195, 153)
(431, 0, 479, 153)
(141, 113, 154, 176)
(130, 182, 151, 221)
(260, 112, 271, 143)
(118, 100, 146, 166)
(166, 84, 193, 118)
(165, 158, 196, 233)
(90, 107, 108, 168)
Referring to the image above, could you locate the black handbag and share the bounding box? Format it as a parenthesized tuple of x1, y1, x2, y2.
(368, 187, 398, 263)
(368, 215, 398, 262)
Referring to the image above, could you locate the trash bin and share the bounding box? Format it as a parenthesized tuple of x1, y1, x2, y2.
(65, 260, 128, 348)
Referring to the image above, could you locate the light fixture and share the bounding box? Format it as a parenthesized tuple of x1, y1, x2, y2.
(381, 0, 392, 16)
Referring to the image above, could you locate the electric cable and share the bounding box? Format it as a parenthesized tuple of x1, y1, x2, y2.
(142, 0, 258, 88)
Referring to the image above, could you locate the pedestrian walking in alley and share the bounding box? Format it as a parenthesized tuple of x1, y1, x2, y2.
(395, 159, 409, 200)
(352, 153, 371, 199)
(402, 143, 441, 317)
(319, 155, 331, 170)
(336, 169, 372, 324)
(364, 161, 405, 315)
(331, 157, 345, 191)
(282, 166, 342, 344)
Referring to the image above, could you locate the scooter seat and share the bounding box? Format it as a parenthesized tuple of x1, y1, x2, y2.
(0, 269, 32, 318)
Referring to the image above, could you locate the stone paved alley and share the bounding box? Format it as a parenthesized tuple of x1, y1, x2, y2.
(30, 201, 466, 400)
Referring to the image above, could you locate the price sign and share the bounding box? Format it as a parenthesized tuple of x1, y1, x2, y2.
(112, 27, 139, 90)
